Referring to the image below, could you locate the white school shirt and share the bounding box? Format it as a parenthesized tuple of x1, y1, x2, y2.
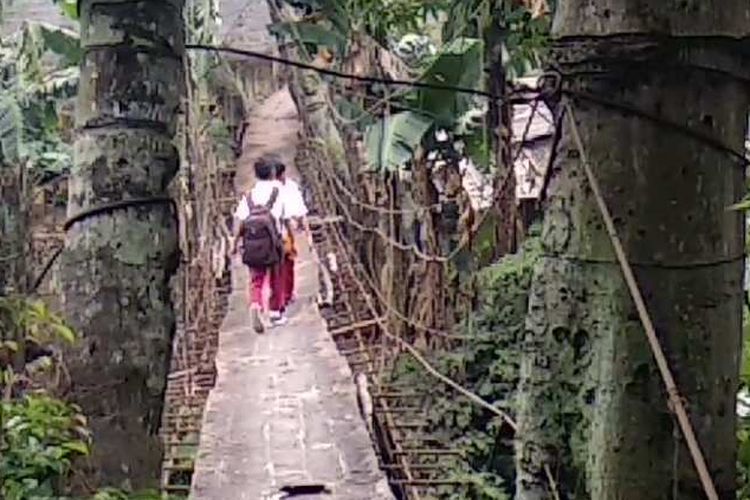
(281, 179, 308, 218)
(234, 179, 287, 233)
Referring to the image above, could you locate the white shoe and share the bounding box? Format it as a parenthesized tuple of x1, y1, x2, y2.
(269, 312, 288, 328)
(251, 305, 265, 334)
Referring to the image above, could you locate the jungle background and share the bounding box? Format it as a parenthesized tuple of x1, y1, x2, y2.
(1, 0, 749, 499)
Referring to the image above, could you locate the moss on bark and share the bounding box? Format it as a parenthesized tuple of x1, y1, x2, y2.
(58, 0, 184, 490)
(516, 6, 750, 496)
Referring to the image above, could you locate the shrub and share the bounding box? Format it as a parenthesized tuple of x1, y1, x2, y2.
(388, 235, 542, 499)
(0, 394, 90, 500)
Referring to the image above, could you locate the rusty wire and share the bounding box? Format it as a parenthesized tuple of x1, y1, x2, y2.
(305, 149, 469, 340)
(304, 94, 545, 266)
(306, 165, 561, 498)
(296, 137, 560, 500)
(187, 44, 544, 105)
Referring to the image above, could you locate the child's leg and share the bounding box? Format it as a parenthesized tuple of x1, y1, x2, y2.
(283, 254, 295, 304)
(289, 255, 296, 301)
(268, 263, 286, 317)
(249, 267, 267, 333)
(249, 267, 266, 310)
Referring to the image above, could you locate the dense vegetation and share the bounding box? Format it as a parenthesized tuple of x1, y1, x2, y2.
(0, 299, 173, 499)
(2, 0, 750, 498)
(391, 234, 542, 498)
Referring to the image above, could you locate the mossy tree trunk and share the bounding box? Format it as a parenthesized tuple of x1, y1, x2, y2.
(58, 0, 184, 490)
(515, 1, 750, 498)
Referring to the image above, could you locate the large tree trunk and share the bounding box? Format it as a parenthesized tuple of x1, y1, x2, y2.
(515, 2, 750, 499)
(58, 0, 184, 490)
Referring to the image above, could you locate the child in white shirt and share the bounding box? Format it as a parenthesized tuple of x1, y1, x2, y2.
(275, 162, 310, 307)
(233, 156, 289, 331)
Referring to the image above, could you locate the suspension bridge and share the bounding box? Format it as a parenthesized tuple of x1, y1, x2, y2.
(158, 89, 465, 499)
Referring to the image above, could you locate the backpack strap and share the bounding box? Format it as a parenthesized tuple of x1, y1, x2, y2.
(266, 187, 280, 210)
(246, 187, 279, 210)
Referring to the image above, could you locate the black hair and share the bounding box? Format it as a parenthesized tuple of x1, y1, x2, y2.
(274, 160, 287, 178)
(261, 153, 286, 179)
(254, 156, 274, 180)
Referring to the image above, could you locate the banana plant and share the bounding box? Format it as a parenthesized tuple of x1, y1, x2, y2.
(269, 0, 444, 59)
(442, 0, 550, 80)
(0, 22, 80, 179)
(363, 36, 486, 171)
(270, 0, 492, 172)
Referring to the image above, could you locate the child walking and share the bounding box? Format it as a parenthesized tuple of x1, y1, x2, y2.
(233, 156, 289, 332)
(275, 161, 310, 308)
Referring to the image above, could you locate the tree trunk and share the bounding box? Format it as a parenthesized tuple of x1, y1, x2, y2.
(516, 2, 750, 499)
(267, 0, 351, 184)
(58, 0, 184, 490)
(493, 88, 517, 256)
(486, 10, 517, 257)
(0, 164, 26, 294)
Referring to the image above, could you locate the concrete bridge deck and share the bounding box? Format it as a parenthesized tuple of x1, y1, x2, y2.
(190, 90, 393, 500)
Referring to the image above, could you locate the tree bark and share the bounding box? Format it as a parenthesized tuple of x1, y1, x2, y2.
(486, 8, 517, 257)
(0, 164, 26, 294)
(58, 0, 184, 490)
(516, 1, 750, 499)
(267, 0, 351, 184)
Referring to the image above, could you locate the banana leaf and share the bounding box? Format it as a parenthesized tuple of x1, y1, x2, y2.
(364, 111, 433, 171)
(268, 21, 347, 56)
(406, 37, 484, 129)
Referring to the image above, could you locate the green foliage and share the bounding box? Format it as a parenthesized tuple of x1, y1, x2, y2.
(21, 96, 74, 177)
(0, 295, 168, 500)
(501, 5, 549, 80)
(460, 123, 492, 171)
(273, 0, 444, 53)
(0, 21, 78, 179)
(276, 0, 551, 174)
(0, 297, 76, 402)
(17, 21, 81, 81)
(0, 23, 81, 180)
(0, 93, 22, 163)
(364, 111, 432, 170)
(0, 296, 76, 347)
(389, 235, 542, 498)
(0, 392, 174, 500)
(442, 0, 551, 80)
(270, 21, 348, 58)
(408, 37, 484, 128)
(53, 0, 79, 20)
(0, 394, 90, 500)
(352, 0, 445, 44)
(362, 37, 484, 171)
(737, 306, 750, 499)
(333, 96, 376, 130)
(0, 392, 170, 500)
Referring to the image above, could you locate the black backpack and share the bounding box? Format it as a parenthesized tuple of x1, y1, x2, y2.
(240, 187, 283, 268)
